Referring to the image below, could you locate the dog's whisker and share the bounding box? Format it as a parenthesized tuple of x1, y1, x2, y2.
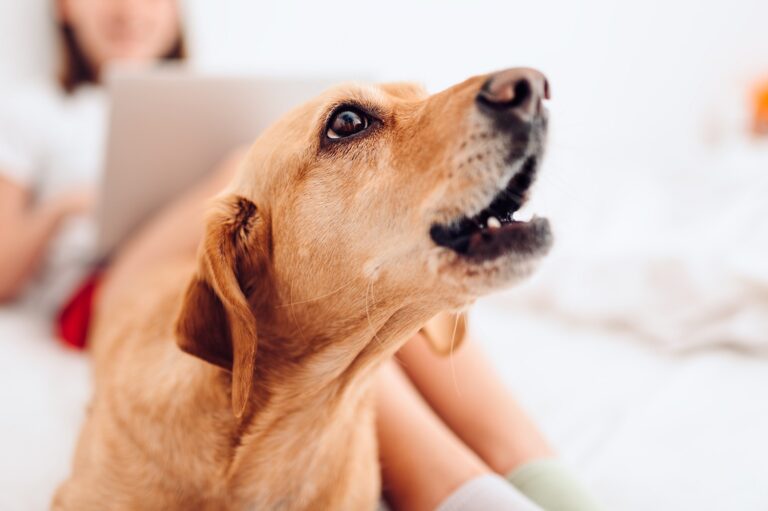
(365, 279, 384, 348)
(277, 276, 358, 308)
(449, 313, 462, 398)
(288, 275, 307, 343)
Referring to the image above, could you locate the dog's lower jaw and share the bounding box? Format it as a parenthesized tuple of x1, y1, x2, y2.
(427, 247, 547, 299)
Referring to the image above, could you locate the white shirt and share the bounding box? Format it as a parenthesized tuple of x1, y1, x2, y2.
(0, 81, 107, 314)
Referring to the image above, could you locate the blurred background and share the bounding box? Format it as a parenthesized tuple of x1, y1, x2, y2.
(4, 0, 768, 160)
(1, 0, 767, 509)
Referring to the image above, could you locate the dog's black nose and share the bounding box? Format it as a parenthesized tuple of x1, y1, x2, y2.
(476, 68, 550, 122)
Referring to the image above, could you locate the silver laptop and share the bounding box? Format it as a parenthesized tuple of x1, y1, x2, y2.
(96, 68, 342, 258)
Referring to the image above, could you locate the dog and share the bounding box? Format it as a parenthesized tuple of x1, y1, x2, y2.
(53, 68, 552, 510)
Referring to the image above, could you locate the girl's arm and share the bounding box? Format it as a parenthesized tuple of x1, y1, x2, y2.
(0, 175, 92, 302)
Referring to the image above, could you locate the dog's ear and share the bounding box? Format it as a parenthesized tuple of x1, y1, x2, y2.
(419, 312, 468, 355)
(175, 195, 266, 418)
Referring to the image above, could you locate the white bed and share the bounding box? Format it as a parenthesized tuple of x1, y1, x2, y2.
(2, 0, 767, 507)
(473, 296, 768, 511)
(1, 292, 766, 511)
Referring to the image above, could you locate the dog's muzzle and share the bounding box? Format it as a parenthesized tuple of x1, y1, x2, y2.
(430, 67, 553, 263)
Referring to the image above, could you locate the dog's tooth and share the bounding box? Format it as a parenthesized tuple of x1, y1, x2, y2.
(487, 216, 501, 229)
(513, 207, 534, 222)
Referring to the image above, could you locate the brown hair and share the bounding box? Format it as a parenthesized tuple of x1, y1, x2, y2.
(56, 14, 187, 94)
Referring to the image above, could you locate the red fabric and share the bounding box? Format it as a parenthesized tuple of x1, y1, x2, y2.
(55, 271, 102, 350)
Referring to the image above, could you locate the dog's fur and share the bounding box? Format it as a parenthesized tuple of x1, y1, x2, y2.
(53, 72, 550, 510)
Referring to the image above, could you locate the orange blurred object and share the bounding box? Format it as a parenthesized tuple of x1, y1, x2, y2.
(753, 79, 768, 136)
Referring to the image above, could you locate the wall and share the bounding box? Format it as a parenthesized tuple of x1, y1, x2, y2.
(2, 0, 767, 171)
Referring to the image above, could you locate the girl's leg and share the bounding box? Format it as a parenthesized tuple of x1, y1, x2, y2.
(396, 334, 554, 476)
(393, 336, 604, 511)
(376, 360, 487, 511)
(375, 360, 541, 511)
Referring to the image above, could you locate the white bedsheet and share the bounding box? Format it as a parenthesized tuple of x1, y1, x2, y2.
(1, 298, 766, 511)
(0, 304, 90, 511)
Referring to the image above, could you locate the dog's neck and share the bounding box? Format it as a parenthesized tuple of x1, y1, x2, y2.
(247, 298, 433, 410)
(247, 277, 430, 387)
(216, 301, 435, 498)
(235, 295, 431, 423)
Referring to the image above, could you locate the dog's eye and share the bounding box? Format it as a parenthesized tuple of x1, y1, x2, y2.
(327, 109, 370, 140)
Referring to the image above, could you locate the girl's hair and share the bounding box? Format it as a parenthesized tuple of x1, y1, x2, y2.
(56, 14, 187, 94)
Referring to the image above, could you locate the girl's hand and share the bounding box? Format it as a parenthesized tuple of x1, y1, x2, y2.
(0, 182, 95, 301)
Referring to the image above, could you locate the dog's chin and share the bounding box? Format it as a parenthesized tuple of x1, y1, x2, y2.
(429, 227, 551, 299)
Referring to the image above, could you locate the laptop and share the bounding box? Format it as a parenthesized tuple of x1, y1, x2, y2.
(96, 68, 343, 258)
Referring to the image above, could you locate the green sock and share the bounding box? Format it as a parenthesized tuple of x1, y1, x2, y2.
(507, 459, 604, 511)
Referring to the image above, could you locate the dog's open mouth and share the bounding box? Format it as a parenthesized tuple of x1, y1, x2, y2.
(430, 156, 552, 262)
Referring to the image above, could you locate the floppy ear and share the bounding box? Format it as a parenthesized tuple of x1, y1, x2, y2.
(419, 312, 468, 355)
(174, 195, 266, 418)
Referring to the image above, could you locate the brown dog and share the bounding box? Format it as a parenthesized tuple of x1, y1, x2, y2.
(53, 68, 552, 510)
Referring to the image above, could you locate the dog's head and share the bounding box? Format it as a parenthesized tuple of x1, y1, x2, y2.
(176, 68, 552, 416)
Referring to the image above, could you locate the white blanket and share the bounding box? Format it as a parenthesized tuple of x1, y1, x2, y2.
(515, 138, 768, 352)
